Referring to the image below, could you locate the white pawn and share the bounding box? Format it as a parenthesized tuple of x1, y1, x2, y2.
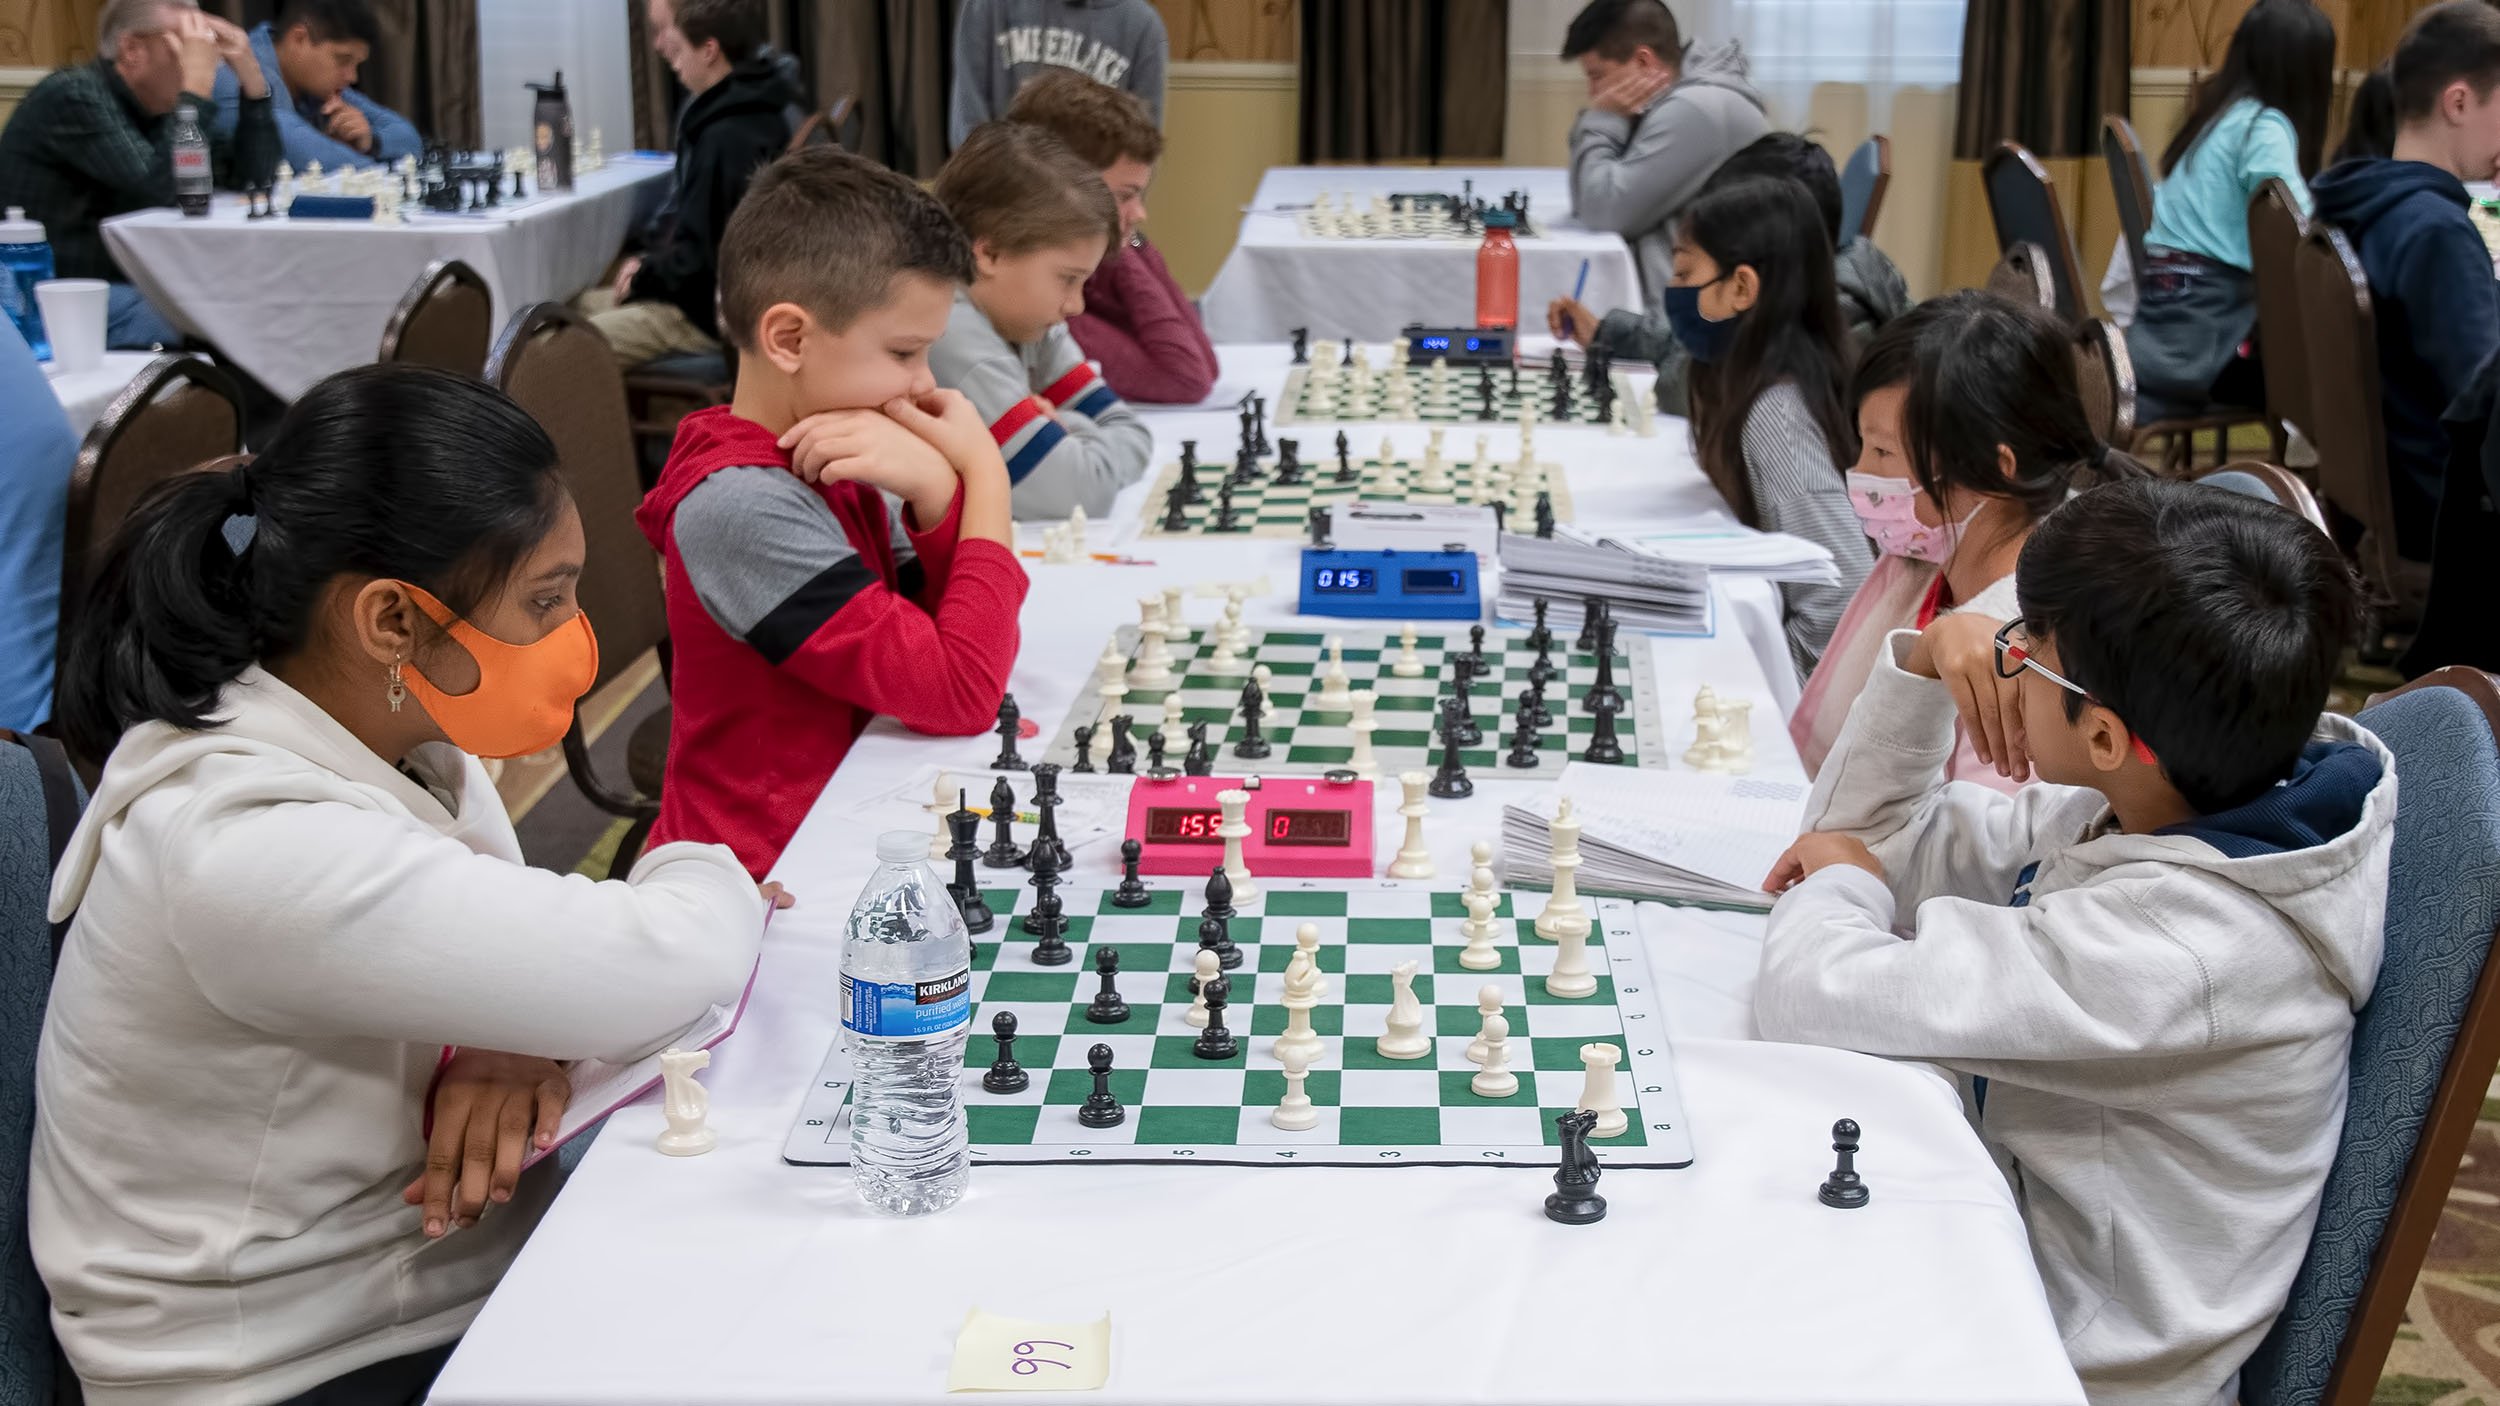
(1224, 588, 1253, 652)
(1465, 986, 1506, 1063)
(1161, 585, 1186, 642)
(1216, 788, 1259, 905)
(1347, 690, 1381, 780)
(1314, 636, 1353, 709)
(1375, 959, 1430, 1059)
(654, 1048, 714, 1156)
(1459, 875, 1502, 971)
(1391, 622, 1425, 678)
(1185, 949, 1221, 1028)
(930, 772, 955, 859)
(1376, 435, 1396, 472)
(1129, 596, 1174, 688)
(1095, 643, 1130, 713)
(1577, 1043, 1628, 1138)
(1206, 602, 1245, 674)
(1469, 1014, 1518, 1097)
(1386, 770, 1433, 879)
(1272, 1046, 1319, 1132)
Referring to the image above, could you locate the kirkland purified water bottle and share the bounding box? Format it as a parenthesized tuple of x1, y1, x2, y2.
(841, 831, 972, 1216)
(172, 103, 213, 217)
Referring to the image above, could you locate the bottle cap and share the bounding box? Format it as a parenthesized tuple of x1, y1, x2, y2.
(0, 208, 43, 244)
(1481, 209, 1519, 230)
(876, 829, 930, 864)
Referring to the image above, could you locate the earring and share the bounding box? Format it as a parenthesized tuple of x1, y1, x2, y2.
(387, 661, 406, 713)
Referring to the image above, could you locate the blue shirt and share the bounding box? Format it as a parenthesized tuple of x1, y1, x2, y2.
(0, 316, 77, 730)
(209, 23, 420, 171)
(2145, 98, 2312, 272)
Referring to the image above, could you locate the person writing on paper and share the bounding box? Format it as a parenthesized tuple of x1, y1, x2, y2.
(36, 365, 779, 1406)
(208, 0, 422, 172)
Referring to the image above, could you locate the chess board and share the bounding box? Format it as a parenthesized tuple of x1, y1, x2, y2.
(1276, 365, 1655, 434)
(1137, 451, 1574, 539)
(1037, 625, 1670, 776)
(783, 880, 1696, 1168)
(1296, 209, 1542, 241)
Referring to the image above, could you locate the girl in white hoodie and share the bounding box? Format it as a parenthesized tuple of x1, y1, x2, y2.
(37, 365, 774, 1406)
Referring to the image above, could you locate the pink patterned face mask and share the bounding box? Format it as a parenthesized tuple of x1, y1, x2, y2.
(1846, 472, 1979, 563)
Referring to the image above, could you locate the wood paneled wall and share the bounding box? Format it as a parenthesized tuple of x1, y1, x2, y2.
(5, 0, 103, 67)
(2136, 0, 2434, 72)
(1148, 0, 1296, 63)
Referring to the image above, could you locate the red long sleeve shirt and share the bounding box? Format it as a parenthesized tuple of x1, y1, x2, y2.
(1065, 235, 1219, 405)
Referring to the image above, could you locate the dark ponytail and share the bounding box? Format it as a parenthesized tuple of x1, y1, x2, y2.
(1850, 290, 2149, 529)
(57, 364, 566, 761)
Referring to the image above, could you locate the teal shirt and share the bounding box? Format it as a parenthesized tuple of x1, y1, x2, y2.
(2145, 98, 2313, 271)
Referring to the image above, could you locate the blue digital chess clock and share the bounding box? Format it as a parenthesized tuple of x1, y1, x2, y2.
(1298, 549, 1482, 620)
(1401, 323, 1516, 368)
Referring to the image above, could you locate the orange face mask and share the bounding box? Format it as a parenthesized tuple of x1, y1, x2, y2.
(396, 582, 599, 760)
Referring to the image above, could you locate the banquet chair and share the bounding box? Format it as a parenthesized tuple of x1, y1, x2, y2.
(2071, 317, 2134, 448)
(2118, 125, 2272, 473)
(488, 304, 672, 875)
(0, 729, 80, 1406)
(1837, 135, 1889, 246)
(2248, 179, 2313, 452)
(1986, 242, 2057, 314)
(2295, 224, 2427, 628)
(377, 259, 492, 379)
(789, 94, 859, 152)
(1982, 141, 2089, 324)
(2240, 667, 2500, 1404)
(2101, 115, 2156, 282)
(58, 355, 244, 620)
(2188, 460, 2328, 535)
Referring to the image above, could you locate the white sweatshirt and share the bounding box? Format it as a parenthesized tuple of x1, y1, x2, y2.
(1758, 632, 2395, 1406)
(33, 669, 765, 1405)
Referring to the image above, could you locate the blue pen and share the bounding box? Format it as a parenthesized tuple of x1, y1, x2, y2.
(1572, 258, 1590, 303)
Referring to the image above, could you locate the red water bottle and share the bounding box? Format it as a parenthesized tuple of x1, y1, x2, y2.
(1475, 209, 1520, 329)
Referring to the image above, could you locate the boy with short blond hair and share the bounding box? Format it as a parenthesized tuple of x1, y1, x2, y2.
(635, 147, 1028, 877)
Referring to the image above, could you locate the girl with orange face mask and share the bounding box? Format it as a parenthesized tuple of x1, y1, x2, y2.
(35, 365, 777, 1406)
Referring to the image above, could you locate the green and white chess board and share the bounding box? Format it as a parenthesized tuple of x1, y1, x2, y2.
(1137, 447, 1572, 540)
(1276, 363, 1654, 433)
(783, 880, 1696, 1168)
(1036, 625, 1671, 776)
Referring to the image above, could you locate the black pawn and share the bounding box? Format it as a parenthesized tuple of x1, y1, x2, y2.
(1198, 912, 1242, 971)
(982, 1011, 1029, 1094)
(1505, 709, 1543, 769)
(1522, 680, 1553, 729)
(1107, 714, 1137, 774)
(1291, 327, 1309, 364)
(1529, 597, 1552, 654)
(981, 777, 1024, 868)
(1582, 701, 1625, 765)
(1535, 491, 1556, 540)
(1192, 976, 1238, 1059)
(1430, 702, 1475, 799)
(1146, 730, 1168, 774)
(1233, 677, 1271, 759)
(1819, 1119, 1870, 1209)
(993, 693, 1028, 770)
(1086, 946, 1131, 1024)
(1445, 659, 1482, 746)
(1213, 478, 1241, 533)
(1077, 1044, 1125, 1128)
(946, 793, 995, 934)
(1071, 723, 1097, 774)
(1203, 865, 1236, 921)
(1465, 623, 1487, 671)
(1184, 722, 1213, 776)
(1546, 1109, 1608, 1224)
(1023, 839, 1070, 936)
(1111, 838, 1152, 908)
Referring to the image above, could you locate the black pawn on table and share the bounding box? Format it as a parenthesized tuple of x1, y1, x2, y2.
(1335, 430, 1354, 483)
(1071, 723, 1097, 774)
(982, 1011, 1029, 1093)
(1023, 839, 1070, 941)
(982, 777, 1025, 868)
(1233, 677, 1271, 759)
(1086, 946, 1131, 1024)
(1820, 1119, 1871, 1209)
(1529, 597, 1553, 654)
(1505, 707, 1543, 769)
(1535, 491, 1556, 540)
(1528, 634, 1557, 693)
(1213, 478, 1241, 533)
(1429, 701, 1475, 799)
(1207, 910, 1242, 969)
(1508, 359, 1521, 397)
(1464, 623, 1488, 671)
(1077, 1043, 1125, 1128)
(1107, 714, 1137, 775)
(993, 694, 1028, 771)
(1290, 327, 1309, 364)
(1545, 1109, 1608, 1224)
(1184, 722, 1213, 777)
(1028, 764, 1071, 871)
(1551, 381, 1573, 422)
(1111, 838, 1153, 909)
(1146, 730, 1168, 774)
(1192, 976, 1238, 1060)
(1196, 914, 1228, 969)
(1582, 698, 1625, 766)
(945, 793, 995, 934)
(1204, 864, 1237, 921)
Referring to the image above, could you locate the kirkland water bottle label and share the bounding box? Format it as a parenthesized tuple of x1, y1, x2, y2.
(842, 967, 970, 1038)
(173, 148, 209, 177)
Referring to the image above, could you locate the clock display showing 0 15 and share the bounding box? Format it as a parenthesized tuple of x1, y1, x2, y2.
(1142, 807, 1354, 848)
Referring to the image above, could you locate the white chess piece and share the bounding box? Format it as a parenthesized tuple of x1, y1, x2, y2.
(1216, 788, 1259, 904)
(1577, 1043, 1628, 1137)
(1465, 986, 1505, 1063)
(1224, 588, 1253, 652)
(1040, 525, 1070, 564)
(1545, 904, 1598, 1000)
(1685, 710, 1728, 772)
(1386, 771, 1433, 879)
(1160, 704, 1189, 767)
(1272, 1046, 1320, 1131)
(930, 772, 956, 859)
(1129, 596, 1174, 688)
(1720, 698, 1755, 774)
(1185, 949, 1221, 1028)
(1274, 923, 1327, 1065)
(1205, 602, 1246, 674)
(1376, 435, 1396, 472)
(1459, 884, 1501, 970)
(1535, 796, 1590, 945)
(1470, 1014, 1518, 1097)
(1068, 505, 1090, 557)
(1472, 433, 1488, 467)
(1095, 642, 1130, 713)
(1391, 622, 1425, 678)
(1161, 585, 1186, 642)
(1376, 959, 1430, 1059)
(654, 1048, 716, 1156)
(1347, 690, 1381, 780)
(1314, 636, 1353, 709)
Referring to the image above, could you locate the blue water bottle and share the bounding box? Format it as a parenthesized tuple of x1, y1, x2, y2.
(0, 208, 52, 362)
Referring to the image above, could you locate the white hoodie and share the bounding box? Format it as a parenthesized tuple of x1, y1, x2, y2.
(34, 669, 764, 1405)
(1758, 632, 2395, 1406)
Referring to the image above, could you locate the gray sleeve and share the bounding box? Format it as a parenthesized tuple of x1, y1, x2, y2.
(1126, 3, 1166, 121)
(1569, 96, 1722, 240)
(1741, 385, 1875, 681)
(672, 467, 878, 664)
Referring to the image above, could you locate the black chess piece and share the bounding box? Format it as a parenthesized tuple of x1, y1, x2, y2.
(1574, 598, 1603, 654)
(981, 777, 1024, 868)
(1236, 399, 1259, 459)
(1587, 632, 1622, 716)
(1146, 730, 1169, 774)
(1582, 699, 1625, 765)
(1233, 676, 1271, 759)
(1183, 721, 1213, 776)
(1086, 946, 1131, 1024)
(1077, 1044, 1125, 1128)
(1465, 623, 1488, 671)
(1023, 837, 1069, 939)
(1505, 708, 1543, 769)
(993, 694, 1028, 770)
(1071, 723, 1097, 774)
(1528, 597, 1552, 652)
(1111, 838, 1153, 908)
(1029, 764, 1071, 871)
(1192, 976, 1238, 1059)
(1552, 381, 1573, 422)
(1196, 914, 1228, 968)
(1161, 481, 1192, 532)
(1253, 394, 1271, 456)
(1307, 504, 1332, 549)
(1444, 658, 1482, 746)
(1524, 677, 1553, 728)
(945, 792, 995, 934)
(1107, 714, 1137, 774)
(1291, 327, 1309, 364)
(1545, 1109, 1608, 1224)
(1335, 430, 1353, 482)
(1535, 491, 1556, 540)
(1177, 439, 1203, 503)
(1820, 1119, 1871, 1208)
(1273, 438, 1304, 486)
(1509, 358, 1521, 397)
(1213, 478, 1241, 533)
(1342, 336, 1355, 367)
(982, 1011, 1029, 1093)
(1204, 865, 1236, 921)
(1430, 701, 1475, 799)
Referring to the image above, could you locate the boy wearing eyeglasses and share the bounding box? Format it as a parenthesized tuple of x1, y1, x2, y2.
(1756, 477, 2395, 1406)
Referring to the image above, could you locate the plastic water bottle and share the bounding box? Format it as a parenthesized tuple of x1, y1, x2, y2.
(841, 830, 973, 1216)
(0, 207, 51, 361)
(172, 104, 212, 217)
(1475, 208, 1520, 330)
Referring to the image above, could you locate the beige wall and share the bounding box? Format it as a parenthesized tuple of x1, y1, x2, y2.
(1155, 60, 1299, 298)
(0, 64, 42, 134)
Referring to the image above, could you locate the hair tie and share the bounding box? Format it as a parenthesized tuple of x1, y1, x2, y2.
(220, 464, 258, 558)
(2089, 442, 2113, 471)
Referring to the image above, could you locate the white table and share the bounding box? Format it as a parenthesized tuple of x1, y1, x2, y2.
(429, 344, 2080, 1406)
(1200, 166, 1640, 344)
(100, 157, 672, 401)
(45, 350, 161, 440)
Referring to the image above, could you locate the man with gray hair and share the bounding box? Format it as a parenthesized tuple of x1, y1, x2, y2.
(0, 0, 278, 348)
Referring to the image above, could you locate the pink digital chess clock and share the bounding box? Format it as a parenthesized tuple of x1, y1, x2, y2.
(1125, 773, 1375, 879)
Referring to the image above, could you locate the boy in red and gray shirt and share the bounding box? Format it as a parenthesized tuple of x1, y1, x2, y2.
(635, 148, 1029, 877)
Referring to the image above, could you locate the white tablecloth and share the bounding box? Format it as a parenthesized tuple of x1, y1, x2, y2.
(1201, 166, 1640, 344)
(44, 350, 162, 439)
(430, 342, 2077, 1406)
(100, 157, 672, 402)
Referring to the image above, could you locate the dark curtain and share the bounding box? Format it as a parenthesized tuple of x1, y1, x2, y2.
(215, 0, 477, 145)
(1951, 0, 2128, 160)
(1298, 0, 1506, 164)
(626, 0, 675, 152)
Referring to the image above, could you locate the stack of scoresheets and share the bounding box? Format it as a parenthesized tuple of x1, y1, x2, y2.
(1499, 763, 1811, 912)
(1494, 525, 1841, 636)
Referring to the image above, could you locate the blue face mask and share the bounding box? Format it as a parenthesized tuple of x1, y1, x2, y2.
(1665, 281, 1739, 364)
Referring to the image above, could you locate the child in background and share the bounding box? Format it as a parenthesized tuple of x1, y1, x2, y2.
(1791, 291, 2148, 786)
(928, 121, 1151, 520)
(1760, 478, 2390, 1406)
(1006, 69, 1217, 405)
(1671, 176, 1873, 681)
(2127, 0, 2335, 418)
(638, 148, 1028, 879)
(2335, 63, 2396, 163)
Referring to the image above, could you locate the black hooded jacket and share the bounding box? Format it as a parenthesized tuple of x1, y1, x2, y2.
(626, 56, 800, 332)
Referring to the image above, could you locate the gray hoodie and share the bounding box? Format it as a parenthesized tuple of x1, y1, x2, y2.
(1569, 40, 1771, 300)
(949, 0, 1168, 147)
(1759, 633, 2396, 1406)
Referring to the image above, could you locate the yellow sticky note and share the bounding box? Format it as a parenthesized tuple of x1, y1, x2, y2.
(946, 1308, 1112, 1392)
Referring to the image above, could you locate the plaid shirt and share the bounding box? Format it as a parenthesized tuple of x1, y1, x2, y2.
(0, 59, 278, 281)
